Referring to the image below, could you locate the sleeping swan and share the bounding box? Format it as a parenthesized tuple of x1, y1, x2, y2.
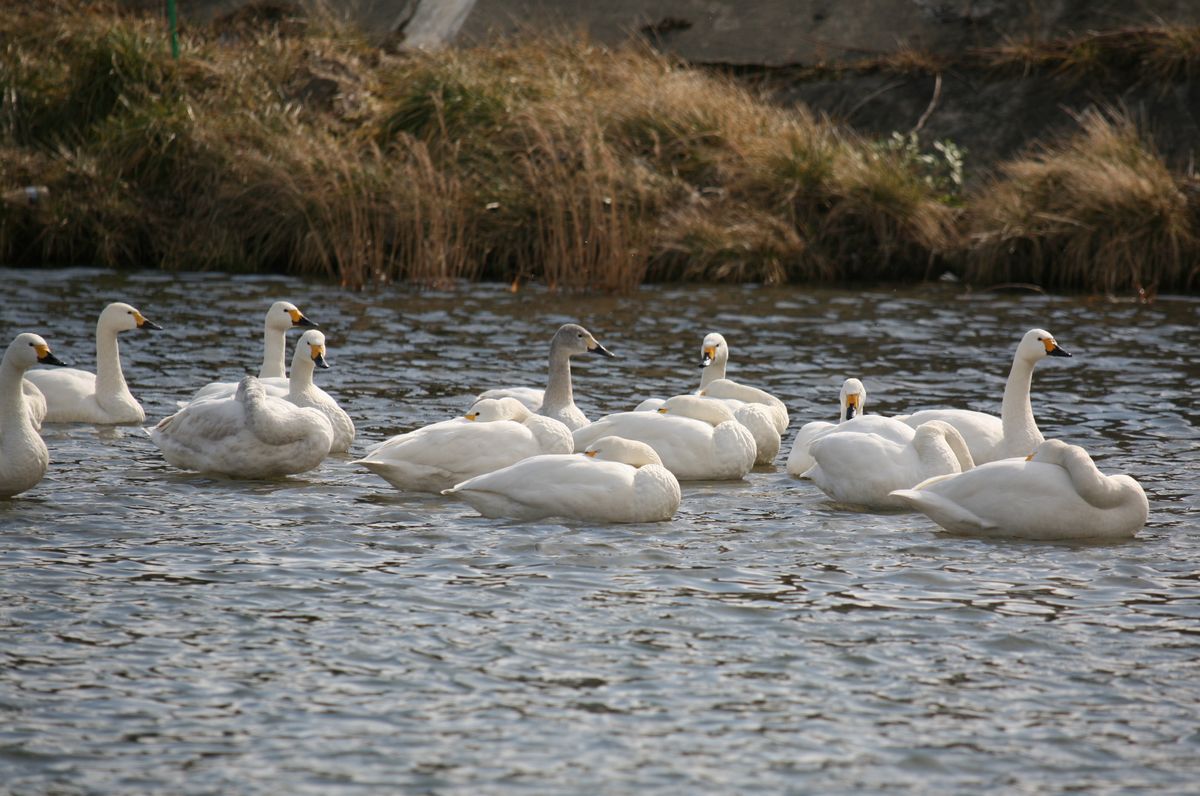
(474, 323, 614, 430)
(443, 436, 681, 523)
(803, 420, 974, 511)
(23, 302, 161, 425)
(572, 394, 756, 481)
(1, 333, 67, 498)
(890, 439, 1148, 541)
(185, 300, 317, 404)
(354, 397, 573, 493)
(894, 328, 1071, 464)
(786, 378, 914, 476)
(149, 376, 333, 478)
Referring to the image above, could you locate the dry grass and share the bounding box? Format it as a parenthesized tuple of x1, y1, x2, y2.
(0, 2, 1196, 294)
(967, 109, 1196, 294)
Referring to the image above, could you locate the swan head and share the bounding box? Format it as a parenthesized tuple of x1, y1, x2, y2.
(292, 329, 329, 370)
(657, 394, 735, 426)
(100, 302, 162, 333)
(699, 332, 728, 370)
(1019, 328, 1071, 362)
(5, 332, 67, 370)
(551, 323, 614, 359)
(840, 378, 866, 421)
(464, 397, 529, 422)
(583, 435, 664, 468)
(267, 301, 317, 332)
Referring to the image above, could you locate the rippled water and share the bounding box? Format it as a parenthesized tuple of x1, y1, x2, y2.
(2, 268, 1198, 794)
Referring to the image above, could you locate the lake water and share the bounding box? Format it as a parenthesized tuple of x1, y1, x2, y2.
(1, 268, 1198, 794)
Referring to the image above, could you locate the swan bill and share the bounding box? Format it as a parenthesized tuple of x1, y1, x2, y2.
(134, 312, 163, 331)
(290, 309, 318, 328)
(34, 344, 67, 367)
(700, 347, 716, 368)
(589, 341, 615, 358)
(312, 345, 329, 369)
(846, 394, 859, 419)
(1043, 339, 1071, 357)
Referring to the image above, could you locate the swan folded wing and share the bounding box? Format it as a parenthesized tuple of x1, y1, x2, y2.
(888, 487, 999, 533)
(786, 420, 835, 475)
(473, 387, 543, 412)
(24, 368, 97, 412)
(185, 376, 289, 407)
(447, 455, 635, 519)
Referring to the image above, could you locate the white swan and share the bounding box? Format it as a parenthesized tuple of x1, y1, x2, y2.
(786, 378, 914, 476)
(149, 376, 333, 478)
(895, 328, 1071, 464)
(803, 420, 975, 510)
(474, 323, 614, 430)
(572, 394, 756, 480)
(443, 435, 681, 522)
(0, 333, 67, 498)
(890, 439, 1147, 540)
(635, 395, 779, 466)
(23, 302, 162, 425)
(354, 397, 574, 493)
(279, 330, 354, 453)
(696, 333, 789, 433)
(185, 300, 317, 404)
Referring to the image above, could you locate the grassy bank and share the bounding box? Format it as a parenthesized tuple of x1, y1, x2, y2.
(1, 3, 1196, 294)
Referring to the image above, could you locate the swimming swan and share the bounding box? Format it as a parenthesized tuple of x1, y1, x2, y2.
(443, 435, 681, 522)
(474, 323, 614, 431)
(0, 333, 67, 498)
(280, 330, 354, 453)
(150, 376, 333, 478)
(354, 397, 574, 493)
(890, 439, 1147, 540)
(572, 394, 756, 480)
(804, 420, 975, 510)
(185, 300, 317, 404)
(23, 302, 161, 424)
(695, 332, 788, 433)
(786, 378, 914, 476)
(895, 328, 1071, 464)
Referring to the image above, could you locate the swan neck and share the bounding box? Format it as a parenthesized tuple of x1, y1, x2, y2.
(698, 354, 727, 389)
(287, 360, 315, 398)
(542, 344, 573, 413)
(260, 326, 286, 379)
(1060, 448, 1132, 509)
(1000, 354, 1041, 447)
(0, 359, 35, 438)
(94, 325, 130, 400)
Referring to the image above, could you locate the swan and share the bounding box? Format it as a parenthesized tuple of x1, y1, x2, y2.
(23, 302, 162, 425)
(0, 333, 67, 498)
(474, 323, 614, 430)
(696, 332, 788, 433)
(634, 395, 779, 466)
(890, 439, 1147, 540)
(785, 378, 914, 476)
(279, 330, 354, 453)
(571, 394, 756, 480)
(803, 420, 975, 510)
(149, 376, 333, 478)
(354, 397, 574, 493)
(443, 435, 681, 522)
(894, 328, 1071, 464)
(185, 300, 317, 403)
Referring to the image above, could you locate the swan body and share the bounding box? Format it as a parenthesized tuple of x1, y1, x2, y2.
(23, 302, 161, 425)
(632, 396, 778, 465)
(185, 301, 317, 404)
(0, 334, 67, 497)
(444, 436, 681, 522)
(475, 323, 614, 430)
(804, 420, 975, 510)
(150, 376, 333, 478)
(572, 395, 756, 480)
(786, 378, 914, 476)
(895, 328, 1071, 464)
(697, 333, 788, 433)
(355, 397, 574, 493)
(890, 439, 1147, 540)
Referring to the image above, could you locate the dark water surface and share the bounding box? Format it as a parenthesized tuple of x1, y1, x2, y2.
(1, 268, 1198, 794)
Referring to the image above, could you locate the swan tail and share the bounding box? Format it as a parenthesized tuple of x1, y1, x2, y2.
(889, 488, 997, 533)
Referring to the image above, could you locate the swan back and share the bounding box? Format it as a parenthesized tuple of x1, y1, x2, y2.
(659, 394, 735, 426)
